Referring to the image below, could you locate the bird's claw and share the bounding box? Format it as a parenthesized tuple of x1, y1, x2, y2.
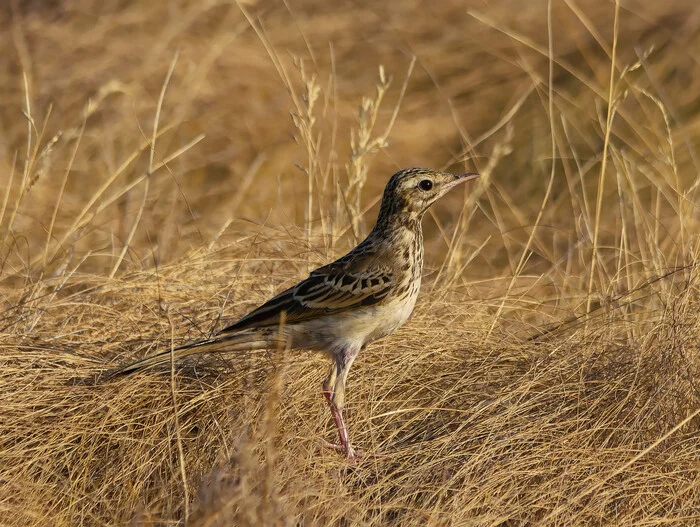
(318, 438, 363, 460)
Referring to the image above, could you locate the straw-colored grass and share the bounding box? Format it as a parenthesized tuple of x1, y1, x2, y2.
(1, 1, 699, 525)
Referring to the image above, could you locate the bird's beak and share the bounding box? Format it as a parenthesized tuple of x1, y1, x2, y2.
(455, 172, 480, 181)
(445, 172, 480, 190)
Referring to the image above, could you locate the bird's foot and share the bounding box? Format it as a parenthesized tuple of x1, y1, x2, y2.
(318, 439, 363, 460)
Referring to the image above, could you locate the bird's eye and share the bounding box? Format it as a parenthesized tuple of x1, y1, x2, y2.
(418, 179, 433, 191)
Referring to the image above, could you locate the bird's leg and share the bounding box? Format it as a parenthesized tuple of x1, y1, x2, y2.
(320, 362, 347, 453)
(319, 349, 361, 459)
(329, 347, 360, 459)
(330, 405, 353, 457)
(321, 362, 336, 405)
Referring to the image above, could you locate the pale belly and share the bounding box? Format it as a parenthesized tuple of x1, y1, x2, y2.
(290, 286, 420, 353)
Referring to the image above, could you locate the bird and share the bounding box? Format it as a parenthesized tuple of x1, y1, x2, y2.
(113, 168, 479, 459)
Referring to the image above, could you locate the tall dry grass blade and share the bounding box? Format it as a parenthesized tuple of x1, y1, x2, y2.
(484, 0, 559, 341)
(42, 117, 86, 271)
(0, 152, 17, 252)
(167, 312, 190, 521)
(109, 51, 179, 279)
(586, 0, 621, 318)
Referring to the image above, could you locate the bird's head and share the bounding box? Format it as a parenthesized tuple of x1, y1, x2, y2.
(377, 168, 479, 225)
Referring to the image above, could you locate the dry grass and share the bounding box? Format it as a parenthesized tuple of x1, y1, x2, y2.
(1, 0, 699, 525)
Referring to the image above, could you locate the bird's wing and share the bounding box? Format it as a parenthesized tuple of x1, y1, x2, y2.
(219, 252, 393, 333)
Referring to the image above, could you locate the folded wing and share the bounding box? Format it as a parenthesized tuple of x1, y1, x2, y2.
(219, 258, 393, 334)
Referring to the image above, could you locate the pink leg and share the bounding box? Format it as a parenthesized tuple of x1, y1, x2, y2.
(321, 383, 357, 459)
(322, 381, 333, 404)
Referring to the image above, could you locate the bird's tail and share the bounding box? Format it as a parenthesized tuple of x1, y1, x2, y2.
(110, 329, 282, 376)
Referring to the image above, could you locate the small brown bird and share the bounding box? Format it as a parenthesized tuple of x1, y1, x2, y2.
(115, 168, 479, 458)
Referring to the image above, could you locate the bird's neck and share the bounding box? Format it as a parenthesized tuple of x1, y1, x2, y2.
(373, 208, 422, 239)
(375, 193, 423, 232)
(370, 210, 424, 271)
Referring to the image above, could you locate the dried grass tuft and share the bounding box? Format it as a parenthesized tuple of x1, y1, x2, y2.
(1, 1, 699, 525)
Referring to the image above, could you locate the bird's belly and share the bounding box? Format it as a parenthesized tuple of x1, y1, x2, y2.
(364, 293, 419, 342)
(292, 289, 419, 351)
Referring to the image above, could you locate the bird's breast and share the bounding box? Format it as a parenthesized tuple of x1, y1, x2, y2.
(364, 275, 421, 343)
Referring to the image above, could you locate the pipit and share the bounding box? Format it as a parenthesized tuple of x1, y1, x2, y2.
(115, 168, 479, 459)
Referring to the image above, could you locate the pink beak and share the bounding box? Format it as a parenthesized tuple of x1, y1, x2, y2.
(446, 172, 480, 190)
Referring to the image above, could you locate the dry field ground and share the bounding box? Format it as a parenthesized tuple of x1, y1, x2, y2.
(1, 0, 699, 525)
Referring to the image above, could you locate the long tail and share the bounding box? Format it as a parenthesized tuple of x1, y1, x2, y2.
(111, 329, 282, 376)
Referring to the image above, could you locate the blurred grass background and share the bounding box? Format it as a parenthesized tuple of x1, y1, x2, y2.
(1, 0, 699, 525)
